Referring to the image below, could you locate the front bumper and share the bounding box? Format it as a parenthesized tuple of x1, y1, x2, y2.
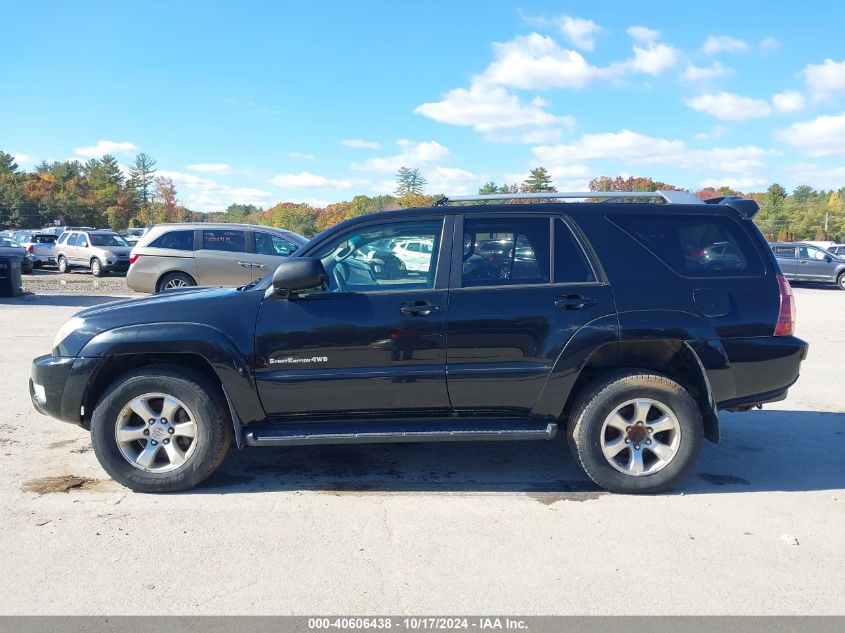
(30, 354, 105, 427)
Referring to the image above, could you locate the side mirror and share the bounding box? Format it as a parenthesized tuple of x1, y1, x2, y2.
(825, 256, 832, 263)
(272, 257, 327, 297)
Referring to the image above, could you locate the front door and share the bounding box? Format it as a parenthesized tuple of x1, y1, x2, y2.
(254, 216, 452, 418)
(797, 245, 834, 282)
(446, 215, 615, 414)
(250, 230, 300, 281)
(195, 228, 253, 286)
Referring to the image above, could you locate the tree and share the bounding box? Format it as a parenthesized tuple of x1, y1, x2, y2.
(522, 167, 556, 193)
(0, 151, 19, 175)
(394, 167, 427, 196)
(128, 153, 157, 221)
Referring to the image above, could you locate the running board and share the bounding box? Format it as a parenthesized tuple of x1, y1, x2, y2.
(245, 420, 558, 447)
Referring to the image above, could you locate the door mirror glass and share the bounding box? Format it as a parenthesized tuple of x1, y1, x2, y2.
(272, 258, 327, 296)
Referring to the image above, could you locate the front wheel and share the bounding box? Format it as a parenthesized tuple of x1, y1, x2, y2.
(567, 371, 703, 494)
(90, 367, 232, 492)
(90, 258, 104, 277)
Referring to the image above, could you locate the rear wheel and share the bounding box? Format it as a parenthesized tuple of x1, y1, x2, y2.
(837, 271, 845, 291)
(57, 256, 68, 273)
(567, 371, 703, 494)
(90, 258, 104, 277)
(157, 271, 196, 292)
(90, 366, 232, 493)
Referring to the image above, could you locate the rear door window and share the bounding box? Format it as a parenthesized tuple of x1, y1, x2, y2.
(201, 230, 246, 252)
(462, 217, 550, 287)
(66, 233, 79, 247)
(149, 230, 194, 251)
(609, 214, 763, 276)
(772, 245, 796, 258)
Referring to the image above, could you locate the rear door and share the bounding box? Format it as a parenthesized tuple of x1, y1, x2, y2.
(194, 228, 252, 286)
(772, 244, 798, 278)
(445, 214, 615, 414)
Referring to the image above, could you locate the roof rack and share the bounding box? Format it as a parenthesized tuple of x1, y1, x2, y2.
(435, 190, 704, 206)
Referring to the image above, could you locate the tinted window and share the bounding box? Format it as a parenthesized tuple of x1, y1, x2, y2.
(610, 214, 761, 276)
(67, 233, 79, 247)
(554, 220, 596, 283)
(57, 232, 69, 245)
(77, 234, 89, 247)
(202, 230, 245, 252)
(462, 218, 550, 287)
(772, 245, 796, 258)
(255, 232, 296, 256)
(34, 235, 57, 244)
(150, 230, 194, 251)
(312, 220, 443, 293)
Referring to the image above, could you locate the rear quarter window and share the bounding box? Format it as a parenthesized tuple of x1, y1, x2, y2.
(609, 213, 763, 277)
(149, 230, 194, 251)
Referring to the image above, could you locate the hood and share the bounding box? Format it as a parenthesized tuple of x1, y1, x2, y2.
(76, 286, 235, 320)
(95, 245, 132, 255)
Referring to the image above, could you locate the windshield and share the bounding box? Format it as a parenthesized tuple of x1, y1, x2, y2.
(89, 234, 128, 247)
(0, 237, 21, 248)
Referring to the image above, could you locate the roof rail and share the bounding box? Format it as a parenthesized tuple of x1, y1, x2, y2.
(435, 190, 705, 206)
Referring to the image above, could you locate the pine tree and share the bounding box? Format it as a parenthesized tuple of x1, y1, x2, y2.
(394, 167, 427, 196)
(522, 167, 556, 193)
(128, 153, 157, 220)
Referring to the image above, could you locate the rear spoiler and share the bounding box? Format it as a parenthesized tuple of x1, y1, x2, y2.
(704, 196, 760, 219)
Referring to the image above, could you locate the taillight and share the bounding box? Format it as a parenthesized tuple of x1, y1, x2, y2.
(27, 245, 33, 253)
(129, 254, 140, 265)
(774, 274, 795, 336)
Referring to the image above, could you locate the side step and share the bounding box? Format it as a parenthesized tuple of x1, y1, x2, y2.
(245, 420, 558, 447)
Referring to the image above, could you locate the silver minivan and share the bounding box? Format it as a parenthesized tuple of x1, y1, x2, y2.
(126, 223, 306, 293)
(56, 230, 132, 276)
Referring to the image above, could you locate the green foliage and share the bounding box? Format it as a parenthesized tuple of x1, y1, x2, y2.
(522, 167, 556, 193)
(394, 167, 427, 196)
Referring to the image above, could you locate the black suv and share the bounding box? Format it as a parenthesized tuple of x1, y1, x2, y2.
(30, 192, 808, 494)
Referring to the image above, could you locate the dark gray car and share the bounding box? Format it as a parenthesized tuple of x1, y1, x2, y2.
(771, 242, 845, 290)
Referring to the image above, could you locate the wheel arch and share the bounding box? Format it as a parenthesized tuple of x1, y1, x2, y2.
(560, 340, 721, 443)
(156, 270, 197, 293)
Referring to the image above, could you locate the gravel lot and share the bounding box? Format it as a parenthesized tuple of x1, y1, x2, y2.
(0, 285, 843, 615)
(22, 268, 142, 297)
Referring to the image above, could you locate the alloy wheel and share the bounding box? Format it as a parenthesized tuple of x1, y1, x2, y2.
(599, 398, 682, 476)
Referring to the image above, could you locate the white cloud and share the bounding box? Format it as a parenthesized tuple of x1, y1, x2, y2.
(694, 125, 728, 140)
(626, 41, 681, 75)
(10, 152, 32, 165)
(505, 164, 593, 191)
(760, 36, 781, 53)
(74, 140, 139, 158)
(480, 33, 607, 90)
(681, 61, 731, 82)
(785, 163, 845, 190)
(287, 152, 315, 160)
(186, 163, 232, 174)
(627, 26, 660, 43)
(157, 170, 275, 211)
(772, 90, 805, 113)
(425, 166, 485, 195)
(702, 35, 750, 56)
(557, 16, 603, 51)
(685, 92, 772, 121)
(351, 139, 450, 173)
(341, 139, 380, 149)
(803, 58, 845, 100)
(777, 111, 845, 156)
(268, 171, 362, 189)
(700, 176, 767, 190)
(414, 81, 574, 144)
(532, 130, 771, 175)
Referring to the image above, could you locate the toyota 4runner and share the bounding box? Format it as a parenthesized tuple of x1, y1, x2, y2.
(30, 192, 808, 494)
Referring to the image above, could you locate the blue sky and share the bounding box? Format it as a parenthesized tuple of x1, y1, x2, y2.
(2, 0, 845, 210)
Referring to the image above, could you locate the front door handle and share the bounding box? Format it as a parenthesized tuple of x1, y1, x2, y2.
(554, 294, 597, 310)
(400, 301, 442, 316)
(237, 261, 253, 268)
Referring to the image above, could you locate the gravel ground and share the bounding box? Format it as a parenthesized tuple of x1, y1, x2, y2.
(22, 269, 143, 297)
(0, 285, 843, 615)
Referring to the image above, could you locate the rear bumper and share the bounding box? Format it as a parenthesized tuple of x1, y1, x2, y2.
(30, 354, 105, 427)
(717, 335, 808, 409)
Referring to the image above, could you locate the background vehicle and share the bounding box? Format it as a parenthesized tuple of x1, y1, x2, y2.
(55, 229, 131, 277)
(15, 233, 57, 268)
(31, 192, 808, 495)
(828, 244, 845, 257)
(771, 242, 845, 290)
(0, 236, 33, 273)
(126, 223, 306, 293)
(40, 225, 95, 237)
(122, 227, 148, 245)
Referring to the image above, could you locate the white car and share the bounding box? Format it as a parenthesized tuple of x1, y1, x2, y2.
(15, 233, 57, 267)
(392, 239, 434, 273)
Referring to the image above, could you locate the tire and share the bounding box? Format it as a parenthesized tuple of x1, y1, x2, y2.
(57, 256, 68, 273)
(157, 271, 196, 292)
(90, 366, 232, 493)
(837, 271, 845, 291)
(567, 371, 703, 494)
(90, 258, 104, 277)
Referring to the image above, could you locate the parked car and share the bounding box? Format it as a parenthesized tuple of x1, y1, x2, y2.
(16, 233, 57, 268)
(126, 223, 306, 293)
(41, 225, 96, 237)
(0, 236, 33, 273)
(771, 242, 845, 290)
(122, 227, 149, 245)
(30, 192, 809, 495)
(55, 229, 132, 277)
(828, 244, 845, 257)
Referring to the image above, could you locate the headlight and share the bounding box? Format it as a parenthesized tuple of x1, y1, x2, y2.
(102, 250, 115, 258)
(52, 316, 85, 351)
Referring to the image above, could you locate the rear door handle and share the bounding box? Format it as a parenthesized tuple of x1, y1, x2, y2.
(554, 294, 597, 310)
(400, 301, 442, 316)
